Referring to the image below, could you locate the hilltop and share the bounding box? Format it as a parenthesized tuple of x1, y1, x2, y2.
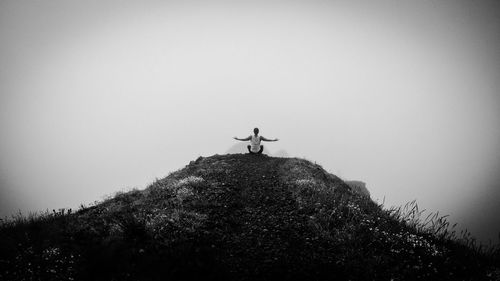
(0, 154, 498, 280)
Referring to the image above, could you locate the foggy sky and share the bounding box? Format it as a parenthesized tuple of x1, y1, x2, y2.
(1, 0, 499, 243)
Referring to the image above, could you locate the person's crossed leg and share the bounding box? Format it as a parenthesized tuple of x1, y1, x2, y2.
(247, 145, 264, 154)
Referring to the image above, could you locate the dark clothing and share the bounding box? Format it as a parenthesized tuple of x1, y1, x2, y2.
(247, 145, 264, 154)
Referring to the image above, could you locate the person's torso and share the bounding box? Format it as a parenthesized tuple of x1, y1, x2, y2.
(251, 135, 261, 145)
(250, 135, 261, 151)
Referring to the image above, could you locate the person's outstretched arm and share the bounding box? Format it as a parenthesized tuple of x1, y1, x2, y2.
(233, 136, 251, 141)
(260, 136, 279, 142)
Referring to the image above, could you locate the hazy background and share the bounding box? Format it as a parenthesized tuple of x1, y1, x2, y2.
(1, 0, 499, 243)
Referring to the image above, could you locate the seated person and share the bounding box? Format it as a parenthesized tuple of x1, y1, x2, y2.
(233, 127, 279, 154)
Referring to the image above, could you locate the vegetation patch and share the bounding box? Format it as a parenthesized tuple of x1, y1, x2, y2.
(1, 154, 498, 280)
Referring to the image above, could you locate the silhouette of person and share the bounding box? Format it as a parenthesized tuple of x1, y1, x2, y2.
(233, 128, 279, 154)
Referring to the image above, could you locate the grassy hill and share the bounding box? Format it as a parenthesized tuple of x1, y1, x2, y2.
(1, 154, 499, 280)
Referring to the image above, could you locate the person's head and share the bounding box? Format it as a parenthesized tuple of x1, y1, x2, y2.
(253, 127, 259, 135)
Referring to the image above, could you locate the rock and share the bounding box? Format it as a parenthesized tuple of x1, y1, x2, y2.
(345, 180, 370, 198)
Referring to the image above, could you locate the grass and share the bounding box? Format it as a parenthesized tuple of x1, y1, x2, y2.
(1, 154, 499, 280)
(387, 200, 500, 257)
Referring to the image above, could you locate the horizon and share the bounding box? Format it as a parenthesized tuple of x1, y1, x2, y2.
(1, 0, 499, 244)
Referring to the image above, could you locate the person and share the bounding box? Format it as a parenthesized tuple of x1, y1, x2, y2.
(233, 128, 279, 154)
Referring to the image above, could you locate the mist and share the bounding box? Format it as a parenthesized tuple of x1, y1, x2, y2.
(1, 0, 499, 243)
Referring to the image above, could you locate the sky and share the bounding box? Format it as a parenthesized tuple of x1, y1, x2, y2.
(1, 0, 499, 243)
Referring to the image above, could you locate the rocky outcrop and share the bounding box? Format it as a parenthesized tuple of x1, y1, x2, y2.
(345, 180, 370, 198)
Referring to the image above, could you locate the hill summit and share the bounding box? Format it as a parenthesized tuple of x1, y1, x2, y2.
(1, 154, 498, 280)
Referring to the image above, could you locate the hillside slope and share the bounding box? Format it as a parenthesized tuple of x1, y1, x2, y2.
(0, 154, 498, 280)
